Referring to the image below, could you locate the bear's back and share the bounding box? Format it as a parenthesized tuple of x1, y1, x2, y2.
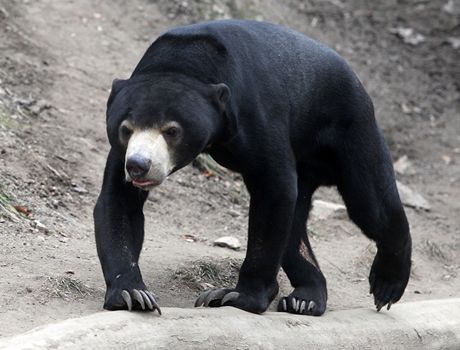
(132, 20, 350, 88)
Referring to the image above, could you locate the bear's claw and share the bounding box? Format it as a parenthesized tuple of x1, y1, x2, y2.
(121, 290, 132, 311)
(194, 288, 233, 307)
(194, 286, 277, 314)
(278, 296, 319, 314)
(221, 291, 240, 305)
(120, 288, 161, 314)
(368, 239, 411, 313)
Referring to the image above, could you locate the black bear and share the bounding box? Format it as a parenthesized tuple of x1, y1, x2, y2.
(94, 19, 411, 316)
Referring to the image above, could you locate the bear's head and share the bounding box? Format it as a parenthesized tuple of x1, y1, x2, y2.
(106, 74, 231, 191)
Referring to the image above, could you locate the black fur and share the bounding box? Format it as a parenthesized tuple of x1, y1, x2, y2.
(94, 20, 411, 315)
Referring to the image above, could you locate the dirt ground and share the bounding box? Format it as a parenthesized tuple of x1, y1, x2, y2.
(0, 0, 459, 337)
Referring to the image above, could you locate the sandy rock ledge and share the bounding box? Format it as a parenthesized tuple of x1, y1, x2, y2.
(0, 299, 459, 350)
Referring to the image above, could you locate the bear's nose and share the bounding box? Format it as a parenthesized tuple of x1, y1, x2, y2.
(126, 155, 151, 180)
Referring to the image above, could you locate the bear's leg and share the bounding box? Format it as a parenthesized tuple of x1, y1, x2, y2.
(94, 148, 160, 313)
(337, 127, 411, 311)
(277, 178, 327, 316)
(195, 164, 298, 313)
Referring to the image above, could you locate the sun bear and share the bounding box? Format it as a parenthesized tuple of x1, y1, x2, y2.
(94, 19, 411, 315)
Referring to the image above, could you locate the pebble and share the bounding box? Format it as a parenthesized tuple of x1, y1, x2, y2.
(310, 200, 347, 220)
(34, 220, 49, 233)
(227, 209, 241, 218)
(213, 236, 241, 250)
(396, 181, 431, 211)
(72, 186, 88, 194)
(390, 27, 425, 46)
(394, 155, 415, 175)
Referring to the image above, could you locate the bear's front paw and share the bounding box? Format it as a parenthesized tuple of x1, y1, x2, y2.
(277, 285, 327, 316)
(194, 284, 278, 314)
(105, 287, 161, 313)
(369, 245, 411, 312)
(104, 267, 161, 314)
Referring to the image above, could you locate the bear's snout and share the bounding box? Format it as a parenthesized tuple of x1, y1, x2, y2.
(126, 155, 151, 180)
(124, 129, 173, 190)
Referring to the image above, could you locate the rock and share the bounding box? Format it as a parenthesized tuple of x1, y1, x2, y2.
(227, 209, 241, 218)
(393, 155, 415, 175)
(213, 236, 241, 250)
(447, 37, 460, 50)
(310, 200, 347, 220)
(14, 97, 36, 107)
(29, 99, 51, 116)
(390, 27, 425, 46)
(396, 181, 431, 211)
(34, 220, 49, 234)
(442, 155, 452, 165)
(401, 103, 412, 114)
(181, 234, 197, 242)
(2, 300, 460, 350)
(443, 0, 460, 15)
(199, 282, 215, 290)
(71, 185, 88, 194)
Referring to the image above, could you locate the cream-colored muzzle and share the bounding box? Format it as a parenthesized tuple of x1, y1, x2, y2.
(125, 129, 173, 184)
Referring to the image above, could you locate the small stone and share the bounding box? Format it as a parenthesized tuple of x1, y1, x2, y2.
(181, 234, 197, 242)
(14, 97, 36, 107)
(34, 220, 49, 233)
(396, 181, 431, 211)
(26, 287, 33, 293)
(200, 282, 216, 290)
(72, 186, 88, 194)
(29, 99, 51, 115)
(390, 27, 425, 46)
(443, 0, 460, 15)
(213, 236, 241, 250)
(401, 103, 412, 114)
(442, 155, 451, 165)
(447, 37, 460, 50)
(228, 209, 241, 217)
(310, 200, 347, 220)
(394, 155, 415, 175)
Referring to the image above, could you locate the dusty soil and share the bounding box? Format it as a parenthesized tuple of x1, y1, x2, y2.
(0, 0, 459, 337)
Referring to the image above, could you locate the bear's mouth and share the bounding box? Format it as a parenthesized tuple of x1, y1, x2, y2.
(132, 179, 161, 190)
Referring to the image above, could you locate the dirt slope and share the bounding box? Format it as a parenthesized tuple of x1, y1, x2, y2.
(0, 0, 459, 337)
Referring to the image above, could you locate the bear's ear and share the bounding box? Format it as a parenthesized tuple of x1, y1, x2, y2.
(209, 83, 237, 140)
(107, 78, 127, 109)
(111, 78, 127, 93)
(210, 83, 230, 113)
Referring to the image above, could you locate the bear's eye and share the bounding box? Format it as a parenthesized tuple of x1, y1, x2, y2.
(119, 124, 133, 141)
(163, 126, 180, 138)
